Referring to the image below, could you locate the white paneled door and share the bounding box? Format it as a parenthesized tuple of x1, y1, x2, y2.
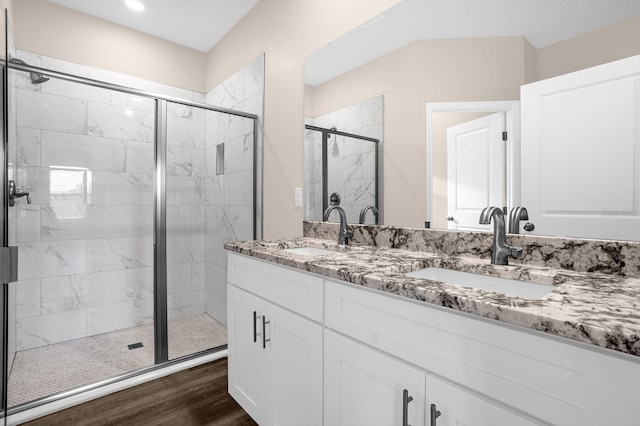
(521, 54, 640, 240)
(446, 112, 506, 231)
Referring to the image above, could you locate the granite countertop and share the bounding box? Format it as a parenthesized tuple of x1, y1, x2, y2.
(226, 237, 640, 358)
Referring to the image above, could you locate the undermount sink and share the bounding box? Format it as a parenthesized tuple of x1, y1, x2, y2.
(405, 267, 554, 299)
(281, 247, 338, 256)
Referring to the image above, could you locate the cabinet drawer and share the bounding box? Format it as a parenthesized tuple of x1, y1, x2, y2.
(325, 279, 592, 425)
(228, 253, 324, 322)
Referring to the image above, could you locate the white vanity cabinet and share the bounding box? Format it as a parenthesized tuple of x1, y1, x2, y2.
(324, 330, 426, 426)
(324, 279, 640, 425)
(324, 327, 539, 426)
(227, 254, 323, 426)
(228, 253, 640, 425)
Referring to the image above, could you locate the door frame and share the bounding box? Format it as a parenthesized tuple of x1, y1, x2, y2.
(426, 101, 520, 228)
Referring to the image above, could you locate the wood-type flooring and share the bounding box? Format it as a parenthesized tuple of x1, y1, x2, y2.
(22, 358, 257, 426)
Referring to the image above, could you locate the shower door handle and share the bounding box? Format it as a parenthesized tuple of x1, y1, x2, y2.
(9, 180, 31, 206)
(0, 246, 18, 282)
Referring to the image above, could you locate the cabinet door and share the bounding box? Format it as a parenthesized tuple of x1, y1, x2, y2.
(425, 375, 540, 426)
(228, 285, 266, 424)
(264, 302, 323, 426)
(325, 330, 425, 426)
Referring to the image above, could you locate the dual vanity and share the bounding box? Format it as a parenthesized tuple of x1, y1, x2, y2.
(225, 221, 640, 425)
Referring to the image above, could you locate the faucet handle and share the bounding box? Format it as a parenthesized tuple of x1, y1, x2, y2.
(510, 246, 523, 258)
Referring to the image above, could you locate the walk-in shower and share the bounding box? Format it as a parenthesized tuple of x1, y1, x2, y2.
(0, 48, 263, 421)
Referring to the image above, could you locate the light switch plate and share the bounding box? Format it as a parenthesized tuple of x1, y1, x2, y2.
(294, 187, 303, 207)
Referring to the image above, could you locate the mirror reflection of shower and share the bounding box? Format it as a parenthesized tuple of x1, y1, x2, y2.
(304, 124, 380, 224)
(9, 57, 50, 84)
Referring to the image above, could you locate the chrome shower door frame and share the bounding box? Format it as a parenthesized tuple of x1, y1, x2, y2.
(0, 60, 258, 415)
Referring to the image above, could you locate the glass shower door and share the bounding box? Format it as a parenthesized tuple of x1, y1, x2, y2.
(5, 67, 156, 408)
(165, 104, 255, 360)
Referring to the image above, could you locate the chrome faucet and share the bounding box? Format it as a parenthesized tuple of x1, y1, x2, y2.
(508, 206, 529, 234)
(323, 206, 354, 245)
(479, 207, 523, 265)
(358, 205, 378, 224)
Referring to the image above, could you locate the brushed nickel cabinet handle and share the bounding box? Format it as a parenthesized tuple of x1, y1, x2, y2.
(262, 316, 270, 349)
(252, 311, 258, 343)
(402, 389, 413, 426)
(430, 403, 441, 425)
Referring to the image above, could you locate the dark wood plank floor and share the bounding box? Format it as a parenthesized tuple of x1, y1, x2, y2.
(22, 358, 258, 426)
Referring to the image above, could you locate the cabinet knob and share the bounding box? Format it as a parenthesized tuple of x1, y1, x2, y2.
(446, 216, 454, 222)
(523, 222, 535, 232)
(430, 404, 441, 425)
(402, 389, 413, 426)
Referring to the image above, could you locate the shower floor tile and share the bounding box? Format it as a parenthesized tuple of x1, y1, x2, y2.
(8, 313, 227, 408)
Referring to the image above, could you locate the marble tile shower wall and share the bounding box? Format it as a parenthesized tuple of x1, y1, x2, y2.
(204, 54, 264, 326)
(7, 50, 263, 351)
(304, 96, 383, 224)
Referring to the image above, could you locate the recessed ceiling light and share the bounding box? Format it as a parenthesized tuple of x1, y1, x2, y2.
(124, 0, 145, 12)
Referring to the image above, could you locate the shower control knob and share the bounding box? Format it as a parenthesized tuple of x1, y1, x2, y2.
(523, 222, 535, 232)
(446, 216, 454, 221)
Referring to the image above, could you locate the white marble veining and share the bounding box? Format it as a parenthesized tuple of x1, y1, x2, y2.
(17, 90, 87, 135)
(86, 237, 153, 273)
(14, 279, 41, 319)
(167, 263, 193, 295)
(168, 289, 206, 321)
(87, 102, 154, 143)
(16, 309, 86, 351)
(42, 131, 126, 172)
(16, 127, 41, 167)
(126, 205, 154, 237)
(126, 267, 153, 300)
(18, 240, 87, 280)
(90, 171, 153, 205)
(16, 204, 41, 242)
(167, 234, 205, 265)
(167, 115, 206, 149)
(40, 271, 127, 314)
(167, 176, 205, 207)
(86, 299, 153, 336)
(191, 262, 206, 290)
(41, 205, 127, 240)
(125, 141, 154, 174)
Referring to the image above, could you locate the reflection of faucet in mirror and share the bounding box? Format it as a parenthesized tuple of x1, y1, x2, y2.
(508, 207, 529, 234)
(479, 207, 523, 265)
(359, 205, 378, 224)
(323, 206, 353, 245)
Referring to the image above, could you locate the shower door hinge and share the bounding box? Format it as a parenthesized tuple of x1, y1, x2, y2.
(0, 246, 19, 283)
(502, 131, 508, 141)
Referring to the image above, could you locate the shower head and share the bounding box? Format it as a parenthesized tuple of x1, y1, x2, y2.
(330, 127, 340, 157)
(9, 57, 50, 85)
(29, 73, 50, 84)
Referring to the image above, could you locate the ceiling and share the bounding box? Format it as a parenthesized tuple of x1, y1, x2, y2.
(46, 0, 640, 84)
(47, 0, 260, 52)
(305, 0, 640, 86)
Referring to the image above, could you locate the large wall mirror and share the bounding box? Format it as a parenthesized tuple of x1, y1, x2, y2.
(304, 0, 640, 240)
